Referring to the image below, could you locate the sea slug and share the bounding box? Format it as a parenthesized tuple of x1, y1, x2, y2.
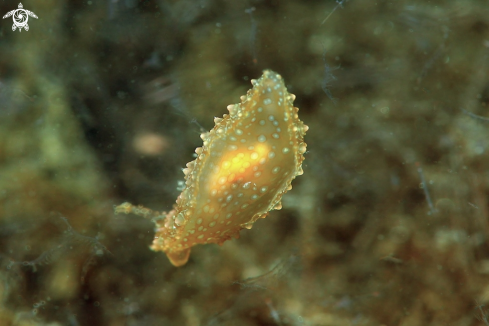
(115, 70, 308, 266)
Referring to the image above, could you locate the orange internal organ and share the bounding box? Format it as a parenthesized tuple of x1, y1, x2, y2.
(121, 70, 307, 266)
(210, 143, 270, 189)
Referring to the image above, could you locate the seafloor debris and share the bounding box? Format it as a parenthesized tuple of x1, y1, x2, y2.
(115, 70, 308, 266)
(5, 215, 109, 282)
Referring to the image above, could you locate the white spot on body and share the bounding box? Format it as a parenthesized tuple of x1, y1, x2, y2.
(175, 213, 185, 226)
(218, 176, 227, 185)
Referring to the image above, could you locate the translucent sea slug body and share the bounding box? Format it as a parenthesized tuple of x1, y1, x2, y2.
(115, 70, 308, 266)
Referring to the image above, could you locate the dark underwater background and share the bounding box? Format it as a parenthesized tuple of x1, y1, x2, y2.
(1, 0, 489, 325)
